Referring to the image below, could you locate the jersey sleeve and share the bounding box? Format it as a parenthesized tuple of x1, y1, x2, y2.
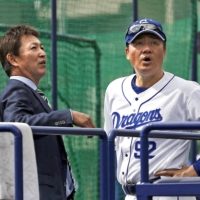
(187, 86, 200, 121)
(104, 86, 113, 135)
(193, 159, 200, 176)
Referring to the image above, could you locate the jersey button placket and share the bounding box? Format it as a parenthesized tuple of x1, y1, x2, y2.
(132, 97, 139, 112)
(121, 151, 130, 182)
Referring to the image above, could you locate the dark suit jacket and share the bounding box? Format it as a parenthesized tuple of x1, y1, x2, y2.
(0, 79, 73, 200)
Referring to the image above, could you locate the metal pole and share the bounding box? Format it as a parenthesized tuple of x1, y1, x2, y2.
(132, 0, 138, 74)
(100, 135, 108, 200)
(190, 0, 198, 164)
(191, 0, 197, 82)
(51, 0, 57, 110)
(133, 0, 138, 21)
(107, 132, 116, 200)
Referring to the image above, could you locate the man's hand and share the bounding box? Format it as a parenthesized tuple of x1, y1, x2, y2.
(71, 110, 96, 128)
(71, 110, 96, 138)
(154, 165, 198, 177)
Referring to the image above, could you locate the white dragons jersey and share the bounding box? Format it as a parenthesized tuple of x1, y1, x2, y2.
(104, 71, 200, 185)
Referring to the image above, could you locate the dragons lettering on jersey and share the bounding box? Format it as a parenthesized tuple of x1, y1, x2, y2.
(112, 108, 162, 129)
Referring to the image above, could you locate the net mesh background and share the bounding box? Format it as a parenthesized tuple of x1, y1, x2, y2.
(0, 0, 199, 199)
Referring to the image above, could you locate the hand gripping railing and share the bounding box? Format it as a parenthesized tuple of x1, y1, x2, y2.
(137, 122, 200, 200)
(0, 124, 23, 200)
(108, 124, 200, 200)
(31, 127, 108, 200)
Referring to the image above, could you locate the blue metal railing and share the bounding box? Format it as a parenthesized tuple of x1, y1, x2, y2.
(4, 123, 200, 200)
(0, 124, 23, 200)
(2, 125, 107, 200)
(137, 122, 200, 199)
(31, 127, 108, 200)
(108, 126, 200, 200)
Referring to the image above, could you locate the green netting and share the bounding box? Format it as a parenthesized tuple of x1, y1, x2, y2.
(0, 0, 199, 199)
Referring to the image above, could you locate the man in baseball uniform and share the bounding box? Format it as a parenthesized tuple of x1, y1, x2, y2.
(104, 18, 200, 200)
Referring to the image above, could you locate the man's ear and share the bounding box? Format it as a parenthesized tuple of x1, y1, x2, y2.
(163, 46, 167, 59)
(6, 54, 18, 67)
(125, 47, 130, 60)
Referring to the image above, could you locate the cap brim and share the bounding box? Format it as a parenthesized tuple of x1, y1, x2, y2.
(127, 30, 166, 43)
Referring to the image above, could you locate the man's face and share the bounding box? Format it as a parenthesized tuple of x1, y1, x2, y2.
(12, 34, 46, 85)
(125, 33, 166, 77)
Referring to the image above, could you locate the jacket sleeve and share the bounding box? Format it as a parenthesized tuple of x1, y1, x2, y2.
(1, 85, 73, 127)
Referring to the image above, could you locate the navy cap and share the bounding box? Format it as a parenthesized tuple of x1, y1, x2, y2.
(125, 18, 166, 44)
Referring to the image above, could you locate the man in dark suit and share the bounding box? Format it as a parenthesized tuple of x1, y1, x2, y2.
(0, 24, 96, 200)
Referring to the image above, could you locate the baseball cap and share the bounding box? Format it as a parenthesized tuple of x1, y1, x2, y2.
(125, 18, 166, 44)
